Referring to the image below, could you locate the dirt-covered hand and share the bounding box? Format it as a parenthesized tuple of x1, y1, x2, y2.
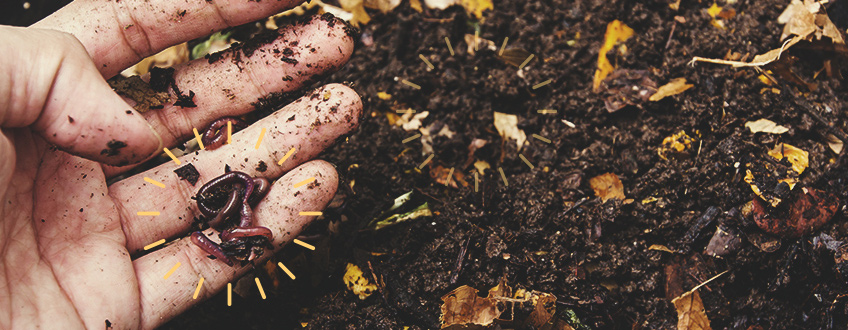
(0, 1, 360, 329)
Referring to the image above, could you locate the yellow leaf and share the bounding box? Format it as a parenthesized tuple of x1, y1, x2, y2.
(768, 143, 809, 174)
(410, 0, 423, 12)
(658, 130, 696, 161)
(589, 173, 625, 202)
(377, 92, 392, 100)
(672, 290, 712, 330)
(593, 20, 634, 91)
(650, 78, 694, 101)
(649, 244, 675, 253)
(343, 263, 378, 300)
(339, 0, 371, 27)
(459, 0, 493, 19)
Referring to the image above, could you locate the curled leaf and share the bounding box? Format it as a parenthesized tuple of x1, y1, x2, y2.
(343, 263, 378, 300)
(593, 20, 634, 91)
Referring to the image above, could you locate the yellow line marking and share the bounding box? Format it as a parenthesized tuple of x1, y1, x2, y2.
(499, 37, 509, 56)
(445, 37, 454, 56)
(294, 177, 315, 188)
(474, 172, 479, 192)
(163, 148, 181, 165)
(537, 109, 557, 114)
(277, 147, 296, 166)
(418, 153, 434, 169)
(254, 128, 267, 150)
(532, 134, 551, 143)
(278, 262, 296, 279)
(163, 262, 181, 279)
(445, 167, 455, 187)
(227, 283, 232, 306)
(299, 211, 323, 216)
(499, 167, 508, 186)
(519, 54, 535, 70)
(401, 79, 421, 89)
(193, 277, 204, 299)
(532, 79, 553, 89)
(143, 239, 165, 250)
(137, 211, 160, 216)
(402, 134, 421, 144)
(255, 278, 267, 299)
(419, 54, 434, 69)
(144, 177, 165, 188)
(293, 239, 315, 250)
(227, 121, 232, 145)
(193, 128, 205, 150)
(519, 154, 535, 169)
(474, 30, 479, 51)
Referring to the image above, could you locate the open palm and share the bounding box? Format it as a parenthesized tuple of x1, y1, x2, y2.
(0, 1, 361, 329)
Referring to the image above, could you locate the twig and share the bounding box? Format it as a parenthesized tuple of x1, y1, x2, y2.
(450, 237, 471, 284)
(689, 38, 795, 67)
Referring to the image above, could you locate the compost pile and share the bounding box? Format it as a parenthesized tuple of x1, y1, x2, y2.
(14, 0, 848, 328)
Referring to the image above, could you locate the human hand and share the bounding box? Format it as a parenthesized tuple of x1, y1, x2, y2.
(0, 1, 361, 328)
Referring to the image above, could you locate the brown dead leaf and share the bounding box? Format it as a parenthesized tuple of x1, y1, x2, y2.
(649, 244, 675, 253)
(779, 0, 844, 44)
(650, 78, 694, 101)
(707, 3, 735, 29)
(440, 286, 504, 328)
(431, 165, 469, 188)
(593, 20, 634, 91)
(589, 173, 625, 202)
(525, 292, 557, 328)
(672, 290, 712, 330)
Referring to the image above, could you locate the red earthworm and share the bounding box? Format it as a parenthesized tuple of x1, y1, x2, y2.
(202, 117, 248, 150)
(221, 226, 274, 242)
(190, 231, 234, 266)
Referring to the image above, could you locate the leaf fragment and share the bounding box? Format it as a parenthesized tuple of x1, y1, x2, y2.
(593, 20, 634, 91)
(649, 78, 694, 101)
(745, 119, 789, 134)
(493, 112, 526, 151)
(672, 290, 712, 330)
(768, 143, 808, 174)
(589, 173, 625, 202)
(343, 263, 378, 300)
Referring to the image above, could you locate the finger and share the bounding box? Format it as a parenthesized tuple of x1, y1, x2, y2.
(103, 14, 353, 177)
(134, 160, 337, 329)
(32, 0, 305, 77)
(0, 26, 161, 166)
(109, 84, 361, 252)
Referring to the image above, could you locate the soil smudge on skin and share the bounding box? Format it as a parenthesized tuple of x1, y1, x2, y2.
(174, 163, 200, 186)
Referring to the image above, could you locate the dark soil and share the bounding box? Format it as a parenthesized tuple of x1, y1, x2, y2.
(9, 0, 848, 329)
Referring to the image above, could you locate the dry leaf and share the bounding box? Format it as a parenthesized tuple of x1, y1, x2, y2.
(459, 0, 493, 19)
(826, 133, 844, 154)
(474, 160, 491, 174)
(493, 112, 526, 151)
(658, 130, 696, 161)
(464, 33, 496, 55)
(377, 92, 392, 100)
(339, 0, 371, 27)
(589, 173, 625, 202)
(649, 244, 675, 253)
(440, 285, 504, 328)
(672, 290, 712, 330)
(768, 143, 809, 174)
(431, 165, 469, 188)
(745, 119, 789, 134)
(525, 292, 557, 328)
(650, 78, 694, 101)
(780, 0, 844, 44)
(424, 0, 455, 9)
(343, 263, 378, 300)
(364, 0, 401, 13)
(395, 111, 428, 131)
(410, 0, 423, 12)
(123, 43, 189, 76)
(593, 20, 634, 91)
(707, 3, 735, 29)
(498, 47, 533, 67)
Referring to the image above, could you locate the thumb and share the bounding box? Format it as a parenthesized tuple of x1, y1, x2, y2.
(0, 26, 161, 166)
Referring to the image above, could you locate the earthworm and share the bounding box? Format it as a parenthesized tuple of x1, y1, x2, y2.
(201, 117, 248, 150)
(192, 171, 273, 266)
(191, 231, 234, 266)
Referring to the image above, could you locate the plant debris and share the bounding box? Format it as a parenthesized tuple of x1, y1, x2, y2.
(343, 263, 378, 300)
(493, 112, 526, 151)
(593, 20, 634, 91)
(589, 173, 625, 202)
(173, 163, 200, 186)
(649, 77, 694, 102)
(745, 119, 790, 134)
